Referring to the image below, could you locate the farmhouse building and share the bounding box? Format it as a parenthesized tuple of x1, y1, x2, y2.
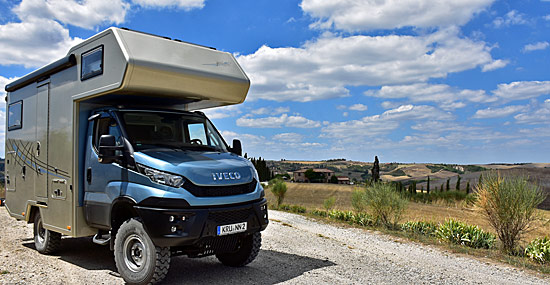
(293, 168, 335, 183)
(337, 176, 350, 185)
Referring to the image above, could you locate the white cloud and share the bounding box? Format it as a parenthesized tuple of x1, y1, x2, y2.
(272, 133, 304, 143)
(201, 104, 242, 119)
(514, 100, 550, 124)
(481, 59, 509, 72)
(523, 42, 550, 53)
(236, 114, 321, 128)
(321, 104, 452, 139)
(300, 0, 494, 31)
(251, 106, 290, 115)
(364, 83, 495, 109)
(493, 81, 550, 101)
(0, 76, 18, 102)
(493, 10, 528, 28)
(472, 105, 528, 119)
(349, 104, 367, 111)
(14, 0, 130, 29)
(544, 14, 550, 21)
(411, 121, 482, 133)
(239, 27, 496, 102)
(0, 19, 83, 68)
(132, 0, 204, 10)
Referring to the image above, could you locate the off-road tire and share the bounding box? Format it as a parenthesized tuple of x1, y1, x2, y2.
(33, 211, 61, 254)
(114, 218, 170, 285)
(216, 232, 261, 267)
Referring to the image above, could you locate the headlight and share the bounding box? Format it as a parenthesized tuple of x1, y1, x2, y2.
(137, 164, 184, 187)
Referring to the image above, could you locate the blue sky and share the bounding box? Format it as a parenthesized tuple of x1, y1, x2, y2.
(1, 0, 549, 164)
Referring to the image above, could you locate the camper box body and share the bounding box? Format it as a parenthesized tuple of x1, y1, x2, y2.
(4, 27, 267, 244)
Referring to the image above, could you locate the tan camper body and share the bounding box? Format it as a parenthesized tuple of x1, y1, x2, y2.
(4, 27, 250, 237)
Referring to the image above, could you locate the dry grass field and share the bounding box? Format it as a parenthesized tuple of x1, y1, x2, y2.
(265, 182, 550, 243)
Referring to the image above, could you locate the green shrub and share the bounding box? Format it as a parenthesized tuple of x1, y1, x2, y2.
(476, 171, 545, 253)
(351, 189, 366, 212)
(323, 196, 336, 211)
(311, 209, 328, 217)
(328, 210, 355, 222)
(270, 178, 287, 207)
(436, 219, 495, 249)
(363, 182, 408, 228)
(401, 221, 438, 236)
(525, 237, 550, 264)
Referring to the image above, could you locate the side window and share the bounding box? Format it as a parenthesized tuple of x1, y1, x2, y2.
(81, 45, 103, 81)
(8, 101, 23, 131)
(93, 117, 123, 151)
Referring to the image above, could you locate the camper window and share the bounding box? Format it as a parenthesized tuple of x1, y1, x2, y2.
(8, 101, 23, 131)
(81, 45, 103, 80)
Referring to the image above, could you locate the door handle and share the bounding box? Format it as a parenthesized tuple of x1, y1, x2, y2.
(87, 167, 92, 184)
(36, 141, 41, 156)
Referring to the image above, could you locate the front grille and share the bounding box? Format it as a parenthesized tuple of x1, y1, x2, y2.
(199, 235, 241, 254)
(209, 207, 253, 224)
(182, 179, 257, 197)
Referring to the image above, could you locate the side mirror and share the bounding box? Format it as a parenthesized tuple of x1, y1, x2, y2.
(98, 135, 123, 164)
(230, 139, 242, 156)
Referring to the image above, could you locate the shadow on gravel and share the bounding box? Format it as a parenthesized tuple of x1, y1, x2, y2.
(22, 240, 334, 284)
(23, 237, 116, 271)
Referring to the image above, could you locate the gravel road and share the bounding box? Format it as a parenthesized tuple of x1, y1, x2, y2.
(1, 208, 548, 284)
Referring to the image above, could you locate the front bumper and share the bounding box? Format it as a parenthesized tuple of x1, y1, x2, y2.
(134, 198, 269, 247)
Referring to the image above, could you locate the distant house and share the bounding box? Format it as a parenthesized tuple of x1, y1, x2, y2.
(293, 168, 335, 183)
(337, 176, 350, 185)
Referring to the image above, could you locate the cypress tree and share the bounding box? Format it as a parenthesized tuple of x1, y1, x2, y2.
(466, 181, 471, 194)
(456, 175, 461, 191)
(372, 156, 380, 182)
(427, 176, 430, 194)
(440, 184, 444, 192)
(446, 179, 450, 192)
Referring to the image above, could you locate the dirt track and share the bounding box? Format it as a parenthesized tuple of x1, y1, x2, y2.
(1, 208, 549, 284)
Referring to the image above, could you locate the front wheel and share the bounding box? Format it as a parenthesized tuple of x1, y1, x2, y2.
(216, 232, 261, 267)
(33, 211, 61, 254)
(114, 218, 170, 285)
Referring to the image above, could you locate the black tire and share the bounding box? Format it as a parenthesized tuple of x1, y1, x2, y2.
(216, 232, 261, 267)
(114, 218, 170, 285)
(33, 211, 61, 254)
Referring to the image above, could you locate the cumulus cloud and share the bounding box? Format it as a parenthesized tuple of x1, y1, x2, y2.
(493, 81, 550, 101)
(300, 0, 494, 31)
(514, 99, 550, 124)
(202, 104, 242, 119)
(349, 104, 368, 111)
(236, 114, 321, 128)
(251, 106, 290, 115)
(132, 0, 204, 10)
(272, 133, 304, 143)
(493, 10, 528, 28)
(239, 27, 497, 102)
(523, 42, 550, 53)
(364, 83, 495, 109)
(472, 105, 528, 119)
(321, 104, 452, 139)
(482, 59, 509, 72)
(14, 0, 130, 29)
(0, 19, 83, 68)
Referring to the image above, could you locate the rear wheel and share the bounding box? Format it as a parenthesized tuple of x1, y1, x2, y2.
(33, 211, 61, 254)
(114, 218, 170, 285)
(216, 232, 261, 267)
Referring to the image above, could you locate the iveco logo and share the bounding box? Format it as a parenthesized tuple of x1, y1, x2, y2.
(212, 172, 242, 181)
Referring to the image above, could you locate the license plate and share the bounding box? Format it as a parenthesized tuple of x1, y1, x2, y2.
(217, 222, 247, 236)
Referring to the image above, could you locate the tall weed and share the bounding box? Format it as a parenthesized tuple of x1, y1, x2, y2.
(525, 237, 550, 264)
(436, 219, 495, 249)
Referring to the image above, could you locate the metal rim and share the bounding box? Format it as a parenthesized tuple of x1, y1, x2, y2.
(123, 234, 147, 273)
(36, 218, 46, 245)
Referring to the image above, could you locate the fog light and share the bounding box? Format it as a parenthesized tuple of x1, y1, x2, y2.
(171, 226, 177, 233)
(181, 216, 186, 221)
(169, 216, 175, 222)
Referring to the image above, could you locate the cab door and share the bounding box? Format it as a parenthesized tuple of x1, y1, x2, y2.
(35, 81, 49, 200)
(83, 112, 126, 228)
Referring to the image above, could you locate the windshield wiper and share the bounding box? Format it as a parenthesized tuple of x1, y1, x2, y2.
(180, 145, 218, 151)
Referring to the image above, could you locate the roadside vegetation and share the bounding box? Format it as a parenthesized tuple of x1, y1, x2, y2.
(265, 173, 550, 274)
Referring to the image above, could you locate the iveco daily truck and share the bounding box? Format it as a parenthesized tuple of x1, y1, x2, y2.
(3, 27, 268, 284)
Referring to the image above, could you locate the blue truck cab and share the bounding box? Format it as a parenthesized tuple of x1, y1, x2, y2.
(3, 27, 268, 284)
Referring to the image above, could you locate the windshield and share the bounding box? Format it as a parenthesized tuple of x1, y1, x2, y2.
(119, 111, 228, 152)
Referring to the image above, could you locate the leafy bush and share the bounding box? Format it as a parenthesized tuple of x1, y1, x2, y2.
(401, 221, 438, 236)
(269, 178, 287, 207)
(436, 219, 495, 249)
(363, 183, 408, 228)
(409, 190, 471, 204)
(476, 172, 545, 253)
(323, 196, 336, 210)
(311, 209, 328, 217)
(525, 237, 550, 264)
(351, 189, 366, 213)
(311, 209, 375, 227)
(278, 204, 306, 213)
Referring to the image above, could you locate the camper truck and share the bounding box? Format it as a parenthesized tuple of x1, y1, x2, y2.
(4, 27, 268, 284)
